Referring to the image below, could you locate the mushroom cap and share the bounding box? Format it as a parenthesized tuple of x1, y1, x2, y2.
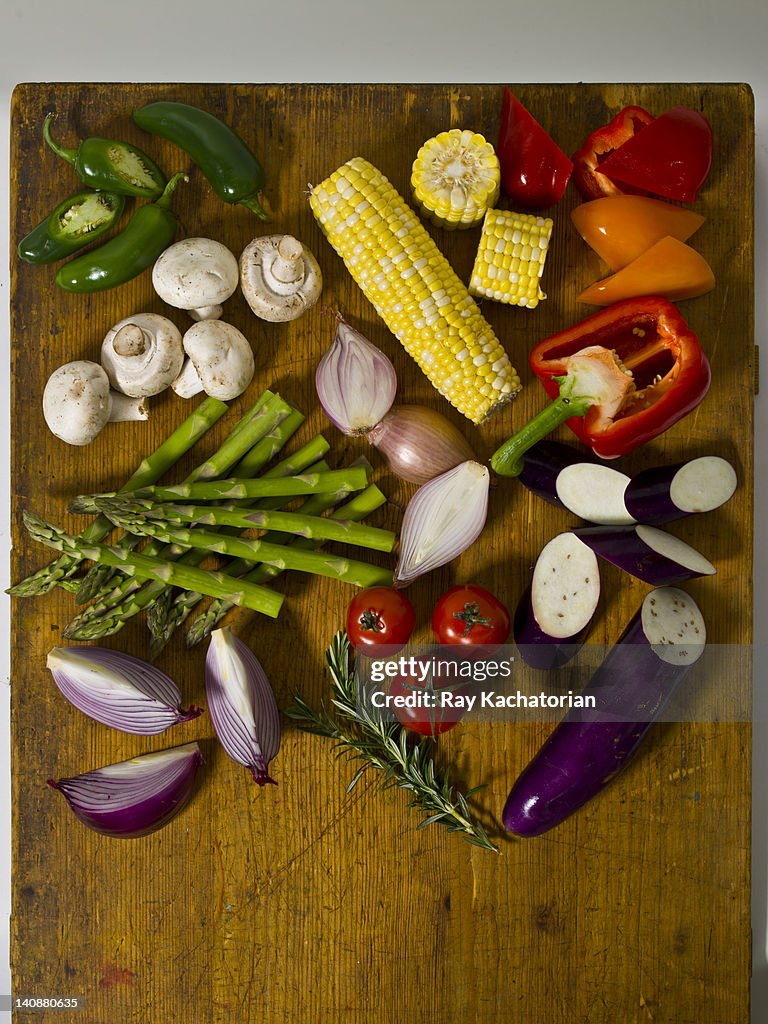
(177, 321, 255, 401)
(101, 313, 184, 398)
(152, 238, 239, 311)
(42, 361, 112, 446)
(240, 234, 323, 323)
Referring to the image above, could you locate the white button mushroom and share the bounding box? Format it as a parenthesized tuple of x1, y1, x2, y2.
(152, 238, 240, 321)
(240, 234, 323, 323)
(100, 313, 184, 398)
(172, 321, 255, 401)
(43, 361, 148, 446)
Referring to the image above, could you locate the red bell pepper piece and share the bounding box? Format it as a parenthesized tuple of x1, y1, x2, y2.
(490, 297, 711, 473)
(497, 88, 573, 208)
(571, 106, 654, 200)
(598, 106, 713, 203)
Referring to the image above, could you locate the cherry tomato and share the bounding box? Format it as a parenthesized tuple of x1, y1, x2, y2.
(432, 584, 511, 647)
(346, 587, 416, 651)
(388, 658, 465, 736)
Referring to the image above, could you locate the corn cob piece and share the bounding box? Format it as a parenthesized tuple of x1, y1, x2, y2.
(309, 157, 520, 425)
(469, 208, 553, 309)
(411, 129, 500, 230)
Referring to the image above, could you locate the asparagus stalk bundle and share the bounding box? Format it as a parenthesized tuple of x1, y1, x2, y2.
(85, 500, 394, 588)
(8, 395, 229, 597)
(74, 391, 293, 603)
(22, 512, 285, 618)
(63, 431, 332, 640)
(184, 482, 388, 648)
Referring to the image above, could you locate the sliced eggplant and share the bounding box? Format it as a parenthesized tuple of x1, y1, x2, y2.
(517, 441, 587, 512)
(623, 455, 737, 524)
(518, 440, 634, 525)
(573, 524, 716, 585)
(515, 533, 600, 669)
(503, 587, 706, 837)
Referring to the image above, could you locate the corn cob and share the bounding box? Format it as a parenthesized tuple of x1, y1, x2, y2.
(309, 157, 521, 425)
(411, 129, 500, 229)
(469, 208, 553, 309)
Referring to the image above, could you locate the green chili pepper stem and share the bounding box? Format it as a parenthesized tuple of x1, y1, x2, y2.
(240, 194, 269, 221)
(490, 387, 593, 478)
(155, 172, 189, 208)
(42, 113, 78, 165)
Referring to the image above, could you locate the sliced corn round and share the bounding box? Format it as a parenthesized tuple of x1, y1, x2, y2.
(469, 208, 554, 309)
(411, 129, 500, 230)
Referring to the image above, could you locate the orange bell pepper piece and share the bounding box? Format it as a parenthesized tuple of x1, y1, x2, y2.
(571, 196, 705, 271)
(577, 236, 715, 305)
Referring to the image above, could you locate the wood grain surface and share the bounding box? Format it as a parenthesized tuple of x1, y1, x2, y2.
(10, 83, 753, 1024)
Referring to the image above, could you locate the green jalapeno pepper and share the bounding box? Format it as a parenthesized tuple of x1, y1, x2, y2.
(43, 113, 167, 199)
(133, 100, 268, 219)
(18, 189, 125, 264)
(55, 172, 187, 293)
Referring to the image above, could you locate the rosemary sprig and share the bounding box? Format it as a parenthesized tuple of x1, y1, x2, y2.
(285, 631, 497, 852)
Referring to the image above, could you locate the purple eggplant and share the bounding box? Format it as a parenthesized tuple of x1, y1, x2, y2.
(503, 587, 706, 837)
(573, 524, 715, 585)
(518, 441, 633, 524)
(515, 533, 600, 669)
(623, 455, 737, 524)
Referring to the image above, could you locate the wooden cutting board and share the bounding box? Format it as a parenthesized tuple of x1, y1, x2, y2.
(9, 83, 754, 1024)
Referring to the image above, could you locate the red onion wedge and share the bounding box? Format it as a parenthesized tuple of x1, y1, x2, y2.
(48, 742, 203, 838)
(394, 461, 490, 586)
(205, 628, 281, 786)
(315, 316, 397, 435)
(623, 455, 737, 524)
(503, 587, 706, 837)
(515, 533, 601, 669)
(47, 646, 202, 735)
(572, 524, 716, 585)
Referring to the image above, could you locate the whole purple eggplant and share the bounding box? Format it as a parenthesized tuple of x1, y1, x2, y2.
(503, 587, 706, 837)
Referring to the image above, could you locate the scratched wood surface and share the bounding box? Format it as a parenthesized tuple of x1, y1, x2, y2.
(10, 84, 753, 1024)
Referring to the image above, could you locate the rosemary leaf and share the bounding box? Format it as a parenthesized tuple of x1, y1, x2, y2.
(285, 631, 497, 853)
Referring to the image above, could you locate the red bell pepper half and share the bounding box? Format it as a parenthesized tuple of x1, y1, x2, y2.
(497, 88, 573, 208)
(571, 106, 654, 200)
(598, 106, 713, 203)
(490, 297, 711, 473)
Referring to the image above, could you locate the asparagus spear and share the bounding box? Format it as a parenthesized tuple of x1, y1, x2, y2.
(22, 512, 284, 617)
(8, 395, 229, 597)
(74, 391, 292, 602)
(92, 507, 393, 588)
(71, 468, 370, 510)
(91, 497, 396, 552)
(64, 433, 333, 640)
(185, 483, 389, 647)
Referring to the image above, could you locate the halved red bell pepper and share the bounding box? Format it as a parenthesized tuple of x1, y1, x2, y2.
(497, 88, 573, 208)
(490, 297, 711, 473)
(598, 106, 713, 203)
(571, 106, 654, 200)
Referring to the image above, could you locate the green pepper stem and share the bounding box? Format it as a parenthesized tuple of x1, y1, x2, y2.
(155, 172, 189, 208)
(42, 113, 77, 165)
(240, 192, 269, 221)
(490, 390, 592, 478)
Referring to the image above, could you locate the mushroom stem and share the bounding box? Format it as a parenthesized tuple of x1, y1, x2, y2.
(271, 236, 306, 287)
(172, 359, 206, 399)
(109, 393, 149, 422)
(112, 323, 149, 358)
